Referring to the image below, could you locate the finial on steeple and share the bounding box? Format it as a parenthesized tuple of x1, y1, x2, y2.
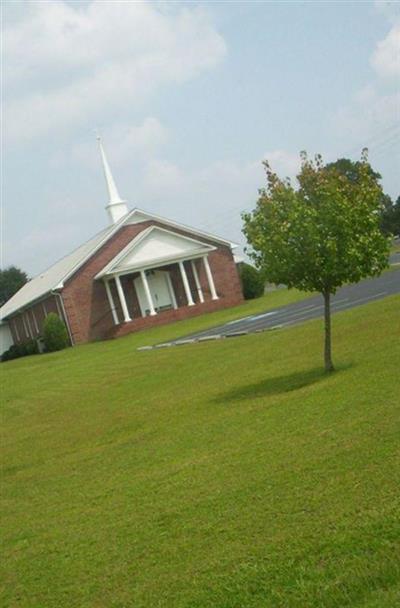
(97, 135, 129, 225)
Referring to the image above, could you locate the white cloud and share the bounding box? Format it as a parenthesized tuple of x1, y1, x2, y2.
(4, 1, 226, 143)
(133, 151, 301, 248)
(140, 150, 300, 210)
(371, 23, 400, 80)
(65, 117, 170, 170)
(374, 1, 399, 23)
(2, 139, 302, 274)
(332, 11, 400, 150)
(261, 150, 300, 179)
(334, 85, 400, 141)
(109, 118, 170, 162)
(142, 159, 185, 196)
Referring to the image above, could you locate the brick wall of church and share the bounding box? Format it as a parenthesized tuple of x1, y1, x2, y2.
(61, 220, 243, 345)
(8, 294, 66, 345)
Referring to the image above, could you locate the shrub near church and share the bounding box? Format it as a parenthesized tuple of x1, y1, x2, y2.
(43, 313, 69, 352)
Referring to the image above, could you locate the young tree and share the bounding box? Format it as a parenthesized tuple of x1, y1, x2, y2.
(243, 150, 390, 372)
(0, 266, 28, 306)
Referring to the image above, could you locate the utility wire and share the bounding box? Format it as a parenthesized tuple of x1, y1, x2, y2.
(199, 122, 400, 237)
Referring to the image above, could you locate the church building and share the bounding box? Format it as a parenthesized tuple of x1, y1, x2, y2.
(0, 142, 243, 349)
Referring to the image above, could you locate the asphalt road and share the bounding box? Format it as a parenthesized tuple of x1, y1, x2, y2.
(391, 250, 400, 266)
(167, 267, 400, 344)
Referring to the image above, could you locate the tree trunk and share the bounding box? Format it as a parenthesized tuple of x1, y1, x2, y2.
(323, 291, 335, 372)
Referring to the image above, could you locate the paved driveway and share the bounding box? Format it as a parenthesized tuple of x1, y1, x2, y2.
(390, 250, 400, 266)
(158, 268, 399, 346)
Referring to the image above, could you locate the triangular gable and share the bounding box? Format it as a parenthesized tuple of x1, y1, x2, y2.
(95, 226, 215, 279)
(0, 204, 237, 319)
(126, 208, 237, 248)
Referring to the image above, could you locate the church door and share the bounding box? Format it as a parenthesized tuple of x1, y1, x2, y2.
(134, 270, 177, 316)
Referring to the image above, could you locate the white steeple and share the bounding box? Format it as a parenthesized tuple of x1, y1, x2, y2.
(97, 136, 129, 225)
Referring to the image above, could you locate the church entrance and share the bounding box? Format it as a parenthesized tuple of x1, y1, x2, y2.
(134, 270, 177, 317)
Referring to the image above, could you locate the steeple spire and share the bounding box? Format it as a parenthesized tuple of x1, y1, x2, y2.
(97, 136, 129, 224)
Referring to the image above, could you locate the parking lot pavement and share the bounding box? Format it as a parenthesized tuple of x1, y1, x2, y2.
(144, 268, 399, 348)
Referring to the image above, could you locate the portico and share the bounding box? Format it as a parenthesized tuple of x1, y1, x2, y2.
(96, 226, 219, 325)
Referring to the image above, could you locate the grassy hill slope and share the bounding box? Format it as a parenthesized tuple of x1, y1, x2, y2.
(1, 294, 399, 608)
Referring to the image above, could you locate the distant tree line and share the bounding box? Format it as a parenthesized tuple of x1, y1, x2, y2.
(325, 158, 399, 237)
(0, 266, 28, 306)
(381, 195, 400, 237)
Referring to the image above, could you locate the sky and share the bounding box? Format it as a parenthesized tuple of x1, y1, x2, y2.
(2, 0, 399, 276)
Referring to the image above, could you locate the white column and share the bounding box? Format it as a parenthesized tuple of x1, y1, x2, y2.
(191, 260, 204, 303)
(104, 279, 119, 325)
(42, 302, 48, 318)
(203, 255, 218, 300)
(115, 275, 131, 322)
(179, 261, 195, 306)
(55, 297, 62, 318)
(140, 270, 157, 316)
(25, 312, 33, 338)
(31, 309, 39, 334)
(22, 314, 29, 338)
(166, 273, 178, 310)
(13, 319, 20, 341)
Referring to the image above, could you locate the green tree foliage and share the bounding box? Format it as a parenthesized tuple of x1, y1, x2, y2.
(0, 266, 28, 306)
(239, 263, 265, 300)
(381, 195, 400, 237)
(43, 313, 69, 352)
(326, 157, 398, 236)
(325, 157, 381, 183)
(243, 150, 390, 372)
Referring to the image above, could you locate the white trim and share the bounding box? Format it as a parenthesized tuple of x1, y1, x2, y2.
(25, 312, 33, 338)
(55, 297, 62, 318)
(31, 309, 39, 334)
(115, 275, 131, 322)
(52, 291, 74, 346)
(59, 210, 134, 285)
(104, 279, 119, 325)
(13, 318, 20, 341)
(191, 260, 204, 303)
(179, 261, 195, 306)
(165, 272, 178, 310)
(140, 270, 157, 316)
(0, 206, 238, 322)
(107, 252, 213, 281)
(95, 225, 216, 280)
(0, 212, 136, 322)
(128, 208, 237, 249)
(22, 314, 29, 338)
(133, 276, 147, 317)
(203, 255, 218, 300)
(0, 207, 237, 322)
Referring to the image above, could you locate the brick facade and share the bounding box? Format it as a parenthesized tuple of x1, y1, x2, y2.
(8, 294, 66, 345)
(7, 220, 243, 347)
(62, 220, 243, 344)
(106, 294, 243, 340)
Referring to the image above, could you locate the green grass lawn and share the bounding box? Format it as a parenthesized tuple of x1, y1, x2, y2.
(1, 294, 399, 608)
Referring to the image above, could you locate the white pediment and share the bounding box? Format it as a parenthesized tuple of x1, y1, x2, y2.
(125, 210, 151, 225)
(96, 226, 215, 278)
(124, 208, 237, 249)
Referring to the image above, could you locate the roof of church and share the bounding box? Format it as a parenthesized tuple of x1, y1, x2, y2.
(0, 208, 236, 321)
